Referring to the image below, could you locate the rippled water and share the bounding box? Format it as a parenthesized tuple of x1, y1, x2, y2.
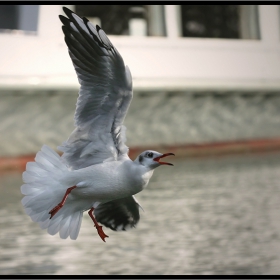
(1, 153, 280, 275)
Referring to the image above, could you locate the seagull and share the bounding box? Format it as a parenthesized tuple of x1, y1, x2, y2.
(21, 7, 174, 242)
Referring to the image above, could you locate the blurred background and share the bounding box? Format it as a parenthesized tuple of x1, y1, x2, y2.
(1, 4, 280, 275)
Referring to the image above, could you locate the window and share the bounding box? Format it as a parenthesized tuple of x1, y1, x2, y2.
(75, 5, 166, 36)
(0, 5, 39, 33)
(181, 5, 260, 39)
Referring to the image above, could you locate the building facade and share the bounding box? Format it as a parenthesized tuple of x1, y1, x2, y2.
(1, 5, 280, 158)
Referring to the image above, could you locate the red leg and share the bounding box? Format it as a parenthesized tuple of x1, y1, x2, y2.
(88, 207, 109, 242)
(49, 186, 77, 219)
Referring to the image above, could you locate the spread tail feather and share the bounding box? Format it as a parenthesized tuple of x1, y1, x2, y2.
(21, 145, 83, 240)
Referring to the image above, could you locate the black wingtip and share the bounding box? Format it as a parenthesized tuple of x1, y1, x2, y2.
(96, 25, 101, 32)
(62, 6, 73, 16)
(59, 14, 70, 26)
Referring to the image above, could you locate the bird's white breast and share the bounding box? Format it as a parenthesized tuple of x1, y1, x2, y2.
(63, 159, 151, 203)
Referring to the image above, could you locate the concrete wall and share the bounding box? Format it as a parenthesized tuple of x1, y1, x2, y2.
(1, 90, 280, 157)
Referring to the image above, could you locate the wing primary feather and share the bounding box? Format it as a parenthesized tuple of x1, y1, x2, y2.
(64, 37, 95, 72)
(62, 7, 109, 56)
(59, 7, 133, 169)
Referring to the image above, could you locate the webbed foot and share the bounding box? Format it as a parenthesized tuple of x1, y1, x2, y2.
(95, 225, 109, 242)
(49, 203, 62, 219)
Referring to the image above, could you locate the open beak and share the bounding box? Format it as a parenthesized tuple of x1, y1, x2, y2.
(153, 153, 175, 166)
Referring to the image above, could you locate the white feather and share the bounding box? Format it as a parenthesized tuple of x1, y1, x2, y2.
(38, 218, 51, 230)
(21, 184, 43, 195)
(21, 145, 84, 240)
(59, 216, 72, 239)
(41, 144, 60, 159)
(70, 212, 83, 240)
(48, 215, 64, 235)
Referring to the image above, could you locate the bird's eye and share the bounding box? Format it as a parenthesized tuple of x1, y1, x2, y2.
(147, 152, 153, 158)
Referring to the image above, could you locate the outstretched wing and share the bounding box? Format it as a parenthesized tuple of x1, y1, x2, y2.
(58, 7, 133, 170)
(94, 196, 144, 231)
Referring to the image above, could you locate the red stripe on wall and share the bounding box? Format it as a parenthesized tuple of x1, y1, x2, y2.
(2, 138, 280, 173)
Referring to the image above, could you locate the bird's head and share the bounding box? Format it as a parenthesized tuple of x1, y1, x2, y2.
(135, 150, 175, 169)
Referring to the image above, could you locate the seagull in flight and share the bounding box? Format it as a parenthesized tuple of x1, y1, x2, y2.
(21, 7, 174, 242)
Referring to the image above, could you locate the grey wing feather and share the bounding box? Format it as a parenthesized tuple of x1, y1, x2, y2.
(94, 196, 143, 231)
(58, 7, 133, 170)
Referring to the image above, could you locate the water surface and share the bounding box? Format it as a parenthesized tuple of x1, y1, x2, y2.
(1, 153, 280, 275)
